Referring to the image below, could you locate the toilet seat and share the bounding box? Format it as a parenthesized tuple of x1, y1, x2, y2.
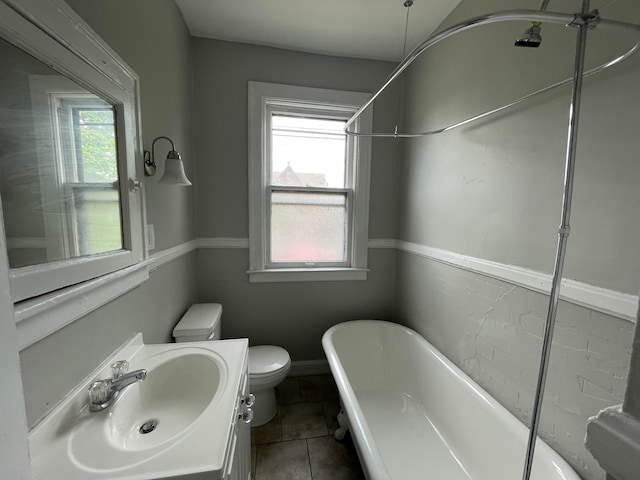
(249, 345, 290, 379)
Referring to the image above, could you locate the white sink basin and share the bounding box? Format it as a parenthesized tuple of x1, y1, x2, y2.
(107, 353, 221, 451)
(29, 337, 248, 479)
(69, 351, 224, 472)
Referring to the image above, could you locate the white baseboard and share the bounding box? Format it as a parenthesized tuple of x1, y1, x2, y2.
(288, 359, 330, 377)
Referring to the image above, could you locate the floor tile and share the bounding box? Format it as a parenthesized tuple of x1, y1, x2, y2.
(281, 402, 328, 441)
(254, 439, 312, 480)
(298, 375, 339, 402)
(307, 435, 365, 480)
(252, 375, 362, 480)
(252, 412, 282, 445)
(322, 399, 341, 433)
(276, 377, 301, 404)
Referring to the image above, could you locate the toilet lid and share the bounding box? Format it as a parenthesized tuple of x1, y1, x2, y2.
(249, 346, 290, 377)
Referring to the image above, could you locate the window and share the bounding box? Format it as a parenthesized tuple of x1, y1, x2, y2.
(56, 98, 122, 258)
(248, 82, 372, 282)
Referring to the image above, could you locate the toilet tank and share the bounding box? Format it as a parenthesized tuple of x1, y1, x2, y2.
(173, 303, 222, 342)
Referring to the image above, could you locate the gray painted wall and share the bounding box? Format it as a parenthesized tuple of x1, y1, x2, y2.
(191, 39, 402, 358)
(400, 0, 640, 293)
(18, 0, 198, 427)
(196, 248, 396, 360)
(395, 0, 640, 479)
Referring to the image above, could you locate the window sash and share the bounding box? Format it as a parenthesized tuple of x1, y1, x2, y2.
(63, 182, 122, 257)
(264, 105, 356, 270)
(266, 104, 356, 190)
(266, 186, 353, 268)
(71, 106, 117, 183)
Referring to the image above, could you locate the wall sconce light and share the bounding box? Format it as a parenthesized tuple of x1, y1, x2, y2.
(143, 136, 192, 186)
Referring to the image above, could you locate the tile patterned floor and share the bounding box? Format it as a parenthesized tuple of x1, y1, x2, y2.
(251, 375, 365, 480)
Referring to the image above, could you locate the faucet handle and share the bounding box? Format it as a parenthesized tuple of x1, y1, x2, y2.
(88, 379, 111, 405)
(111, 360, 129, 378)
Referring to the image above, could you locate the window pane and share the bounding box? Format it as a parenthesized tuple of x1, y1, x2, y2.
(70, 186, 122, 256)
(271, 191, 347, 263)
(271, 115, 346, 188)
(74, 108, 118, 183)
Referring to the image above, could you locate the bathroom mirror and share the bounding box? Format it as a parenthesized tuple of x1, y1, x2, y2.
(0, 37, 123, 269)
(0, 0, 144, 304)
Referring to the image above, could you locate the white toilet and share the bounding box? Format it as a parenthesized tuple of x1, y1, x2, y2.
(172, 303, 291, 426)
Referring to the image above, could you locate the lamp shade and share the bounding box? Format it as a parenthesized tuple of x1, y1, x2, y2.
(158, 150, 192, 186)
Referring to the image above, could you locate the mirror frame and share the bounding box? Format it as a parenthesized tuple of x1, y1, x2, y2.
(0, 0, 147, 346)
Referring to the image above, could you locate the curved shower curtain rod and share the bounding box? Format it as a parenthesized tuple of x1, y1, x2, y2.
(344, 9, 640, 137)
(348, 6, 640, 480)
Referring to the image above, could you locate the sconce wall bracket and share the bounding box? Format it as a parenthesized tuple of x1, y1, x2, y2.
(143, 150, 156, 176)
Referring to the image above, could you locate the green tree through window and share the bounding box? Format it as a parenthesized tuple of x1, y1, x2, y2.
(73, 108, 118, 182)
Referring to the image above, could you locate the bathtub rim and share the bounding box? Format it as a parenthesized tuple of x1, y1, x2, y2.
(322, 319, 581, 480)
(322, 320, 392, 480)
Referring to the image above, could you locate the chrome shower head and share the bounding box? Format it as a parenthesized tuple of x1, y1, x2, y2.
(515, 22, 542, 48)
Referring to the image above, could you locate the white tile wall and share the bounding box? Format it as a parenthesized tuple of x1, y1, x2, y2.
(396, 252, 634, 480)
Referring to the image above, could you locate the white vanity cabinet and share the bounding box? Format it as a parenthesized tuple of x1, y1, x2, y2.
(224, 371, 252, 480)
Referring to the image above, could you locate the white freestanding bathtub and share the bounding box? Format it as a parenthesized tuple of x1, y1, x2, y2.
(322, 320, 580, 480)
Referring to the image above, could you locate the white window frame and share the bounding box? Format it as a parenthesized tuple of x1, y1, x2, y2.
(29, 77, 121, 263)
(248, 81, 372, 283)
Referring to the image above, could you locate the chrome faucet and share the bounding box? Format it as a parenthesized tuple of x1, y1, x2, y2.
(88, 360, 147, 412)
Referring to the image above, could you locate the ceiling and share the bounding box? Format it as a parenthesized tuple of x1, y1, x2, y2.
(174, 0, 462, 62)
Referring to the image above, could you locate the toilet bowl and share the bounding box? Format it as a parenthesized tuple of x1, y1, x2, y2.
(172, 303, 291, 426)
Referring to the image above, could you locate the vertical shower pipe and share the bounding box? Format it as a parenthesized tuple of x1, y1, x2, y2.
(521, 1, 594, 480)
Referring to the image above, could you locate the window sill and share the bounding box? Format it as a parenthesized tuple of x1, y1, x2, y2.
(247, 267, 369, 283)
(15, 259, 152, 350)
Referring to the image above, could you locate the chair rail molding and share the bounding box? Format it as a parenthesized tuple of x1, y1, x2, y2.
(397, 240, 638, 323)
(157, 237, 639, 322)
(20, 236, 634, 350)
